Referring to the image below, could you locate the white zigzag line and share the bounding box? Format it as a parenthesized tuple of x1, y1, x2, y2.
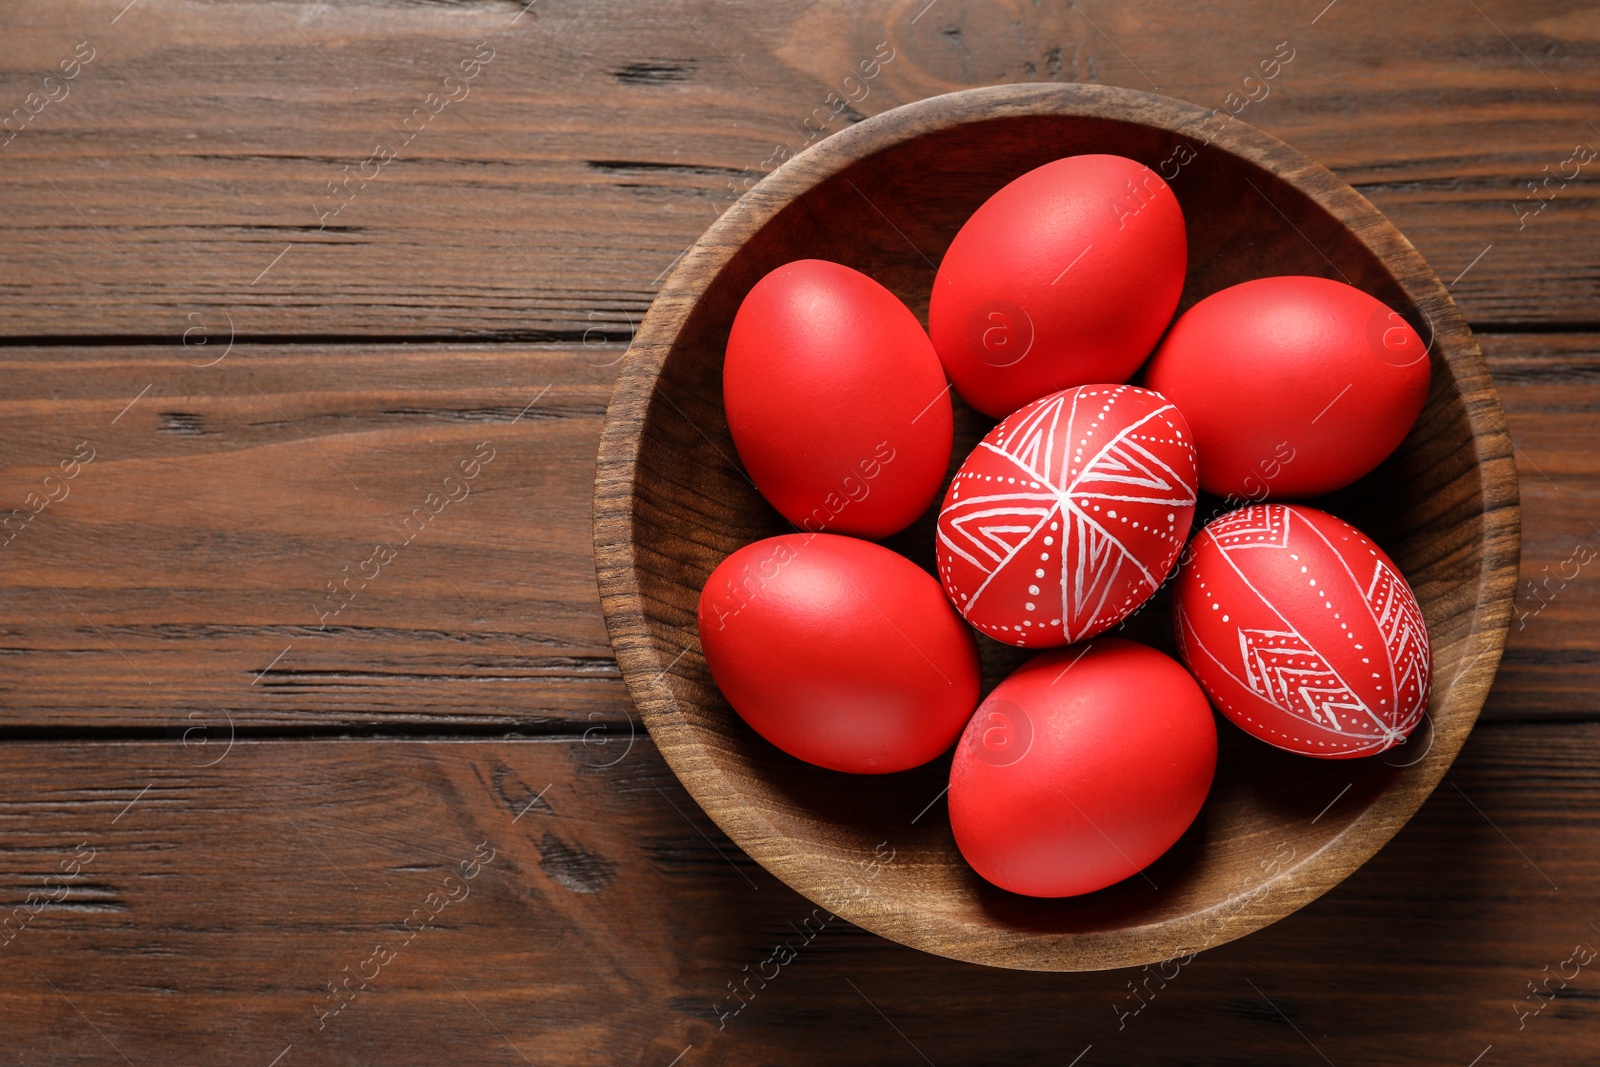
(1208, 505, 1285, 546)
(1243, 633, 1380, 735)
(1295, 693, 1369, 727)
(1206, 516, 1393, 740)
(937, 527, 987, 571)
(1067, 509, 1121, 640)
(961, 501, 1063, 616)
(1299, 517, 1407, 740)
(1077, 436, 1189, 493)
(1066, 498, 1158, 591)
(942, 496, 1056, 565)
(1178, 604, 1397, 753)
(998, 392, 1069, 481)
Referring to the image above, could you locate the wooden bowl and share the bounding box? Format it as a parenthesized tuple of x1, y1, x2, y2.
(593, 84, 1520, 971)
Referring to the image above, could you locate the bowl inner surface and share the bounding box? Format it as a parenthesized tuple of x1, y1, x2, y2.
(596, 85, 1519, 971)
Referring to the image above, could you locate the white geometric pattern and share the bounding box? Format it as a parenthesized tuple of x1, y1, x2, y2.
(938, 386, 1197, 645)
(1368, 558, 1431, 715)
(1236, 627, 1368, 730)
(1176, 504, 1428, 756)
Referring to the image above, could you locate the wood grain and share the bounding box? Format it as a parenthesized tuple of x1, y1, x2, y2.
(0, 334, 1585, 731)
(0, 0, 1594, 1053)
(1, 726, 1597, 1065)
(1483, 332, 1600, 720)
(0, 0, 1596, 339)
(0, 342, 628, 730)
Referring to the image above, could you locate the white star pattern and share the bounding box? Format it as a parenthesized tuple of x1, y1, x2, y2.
(938, 386, 1197, 646)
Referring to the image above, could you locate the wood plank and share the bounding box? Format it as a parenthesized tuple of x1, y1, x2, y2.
(1481, 331, 1600, 719)
(0, 332, 1587, 729)
(0, 342, 628, 729)
(0, 0, 1596, 338)
(0, 725, 1596, 1064)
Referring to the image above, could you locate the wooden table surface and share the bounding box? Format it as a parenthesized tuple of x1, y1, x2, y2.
(1, 1, 1597, 1063)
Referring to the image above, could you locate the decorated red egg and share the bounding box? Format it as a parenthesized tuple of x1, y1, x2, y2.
(928, 153, 1188, 417)
(698, 532, 980, 774)
(936, 384, 1198, 647)
(948, 639, 1218, 897)
(1172, 504, 1431, 759)
(723, 259, 953, 539)
(1143, 275, 1432, 499)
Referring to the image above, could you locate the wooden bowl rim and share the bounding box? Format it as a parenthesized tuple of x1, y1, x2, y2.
(593, 82, 1521, 971)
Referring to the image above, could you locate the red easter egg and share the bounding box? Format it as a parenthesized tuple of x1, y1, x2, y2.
(698, 532, 980, 774)
(1172, 504, 1432, 759)
(928, 154, 1187, 417)
(936, 384, 1198, 647)
(724, 259, 954, 539)
(1143, 275, 1432, 499)
(948, 639, 1218, 898)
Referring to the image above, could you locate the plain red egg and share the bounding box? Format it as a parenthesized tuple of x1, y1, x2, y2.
(697, 532, 981, 774)
(723, 259, 954, 539)
(948, 639, 1218, 897)
(928, 153, 1188, 418)
(1172, 504, 1431, 759)
(936, 384, 1198, 648)
(1143, 275, 1432, 499)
